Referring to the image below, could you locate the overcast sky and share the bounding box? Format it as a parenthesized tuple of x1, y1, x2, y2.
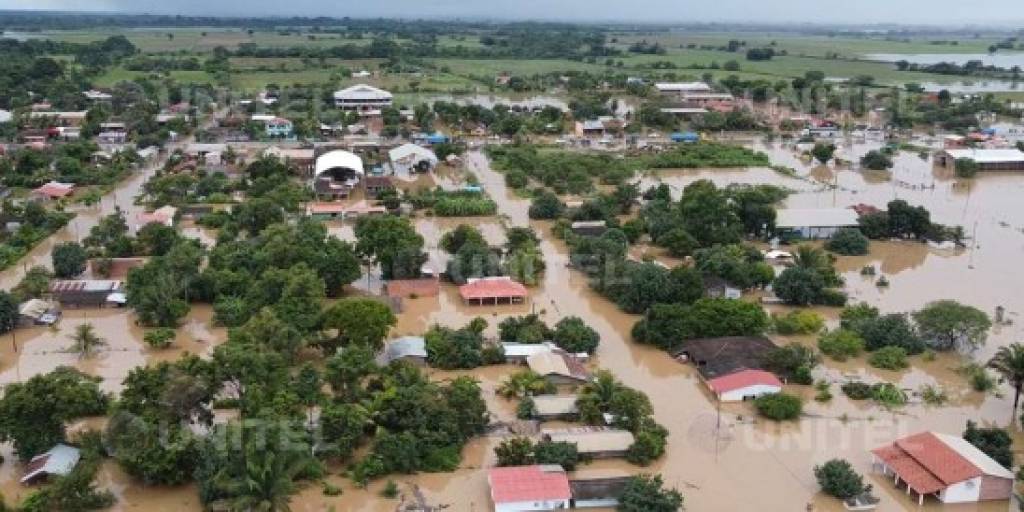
(2, 0, 1024, 25)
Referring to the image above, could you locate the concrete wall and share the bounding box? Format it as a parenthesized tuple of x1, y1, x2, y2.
(979, 475, 1013, 501)
(719, 384, 782, 402)
(940, 476, 981, 503)
(494, 498, 570, 512)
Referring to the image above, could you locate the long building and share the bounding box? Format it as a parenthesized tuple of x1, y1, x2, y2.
(333, 84, 393, 113)
(937, 148, 1024, 171)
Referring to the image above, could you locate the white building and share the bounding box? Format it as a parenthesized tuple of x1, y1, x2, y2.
(488, 465, 571, 512)
(388, 143, 439, 174)
(313, 150, 365, 199)
(655, 82, 712, 96)
(333, 84, 393, 113)
(706, 369, 782, 402)
(775, 207, 859, 239)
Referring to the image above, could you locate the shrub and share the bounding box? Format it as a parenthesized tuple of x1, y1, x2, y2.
(143, 328, 176, 349)
(868, 346, 908, 370)
(528, 191, 564, 220)
(954, 158, 979, 178)
(814, 458, 866, 499)
(505, 170, 528, 188)
(754, 393, 802, 420)
(533, 441, 580, 470)
(772, 310, 825, 335)
(381, 480, 399, 498)
(814, 380, 833, 402)
(626, 428, 668, 465)
(861, 150, 893, 170)
(841, 382, 873, 400)
(825, 229, 869, 255)
(818, 329, 865, 361)
(870, 383, 907, 407)
(552, 316, 600, 354)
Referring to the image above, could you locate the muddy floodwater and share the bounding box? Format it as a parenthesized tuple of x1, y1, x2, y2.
(5, 137, 1024, 511)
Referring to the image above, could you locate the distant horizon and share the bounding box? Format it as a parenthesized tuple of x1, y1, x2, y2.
(1, 1, 1024, 28)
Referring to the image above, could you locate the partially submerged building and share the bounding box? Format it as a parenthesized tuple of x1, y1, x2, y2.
(380, 336, 428, 366)
(18, 299, 60, 327)
(872, 431, 1014, 505)
(530, 394, 579, 420)
(313, 150, 364, 200)
(458, 277, 528, 305)
(488, 465, 571, 512)
(388, 143, 438, 174)
(675, 336, 782, 402)
(31, 181, 74, 201)
(937, 148, 1024, 171)
(49, 280, 124, 307)
(775, 207, 859, 239)
(20, 444, 80, 484)
(501, 342, 556, 364)
(541, 427, 635, 459)
(527, 350, 590, 385)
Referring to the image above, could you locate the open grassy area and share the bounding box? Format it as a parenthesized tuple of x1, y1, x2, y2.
(22, 28, 381, 53)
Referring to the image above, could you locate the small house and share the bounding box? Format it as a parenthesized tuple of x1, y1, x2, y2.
(569, 471, 631, 508)
(49, 279, 123, 307)
(775, 207, 859, 239)
(541, 427, 635, 459)
(264, 118, 294, 138)
(937, 148, 1024, 171)
(21, 444, 80, 484)
(32, 181, 74, 201)
(18, 299, 60, 327)
(530, 394, 579, 420)
(488, 465, 571, 512)
(706, 369, 782, 402)
(380, 336, 427, 366)
(364, 176, 395, 198)
(501, 342, 556, 364)
(570, 221, 607, 237)
(136, 205, 177, 229)
(527, 349, 590, 386)
(388, 143, 439, 174)
(458, 277, 528, 305)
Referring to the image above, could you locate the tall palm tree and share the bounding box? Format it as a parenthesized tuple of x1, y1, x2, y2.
(217, 446, 306, 512)
(988, 343, 1024, 411)
(68, 323, 107, 359)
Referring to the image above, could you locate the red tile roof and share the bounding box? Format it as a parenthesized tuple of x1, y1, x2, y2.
(488, 465, 570, 504)
(707, 369, 782, 394)
(33, 181, 74, 198)
(872, 432, 984, 494)
(459, 277, 528, 301)
(896, 432, 982, 484)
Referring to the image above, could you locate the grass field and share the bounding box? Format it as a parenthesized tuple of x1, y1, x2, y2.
(23, 28, 382, 53)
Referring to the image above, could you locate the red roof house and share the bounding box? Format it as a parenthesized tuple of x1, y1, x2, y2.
(458, 276, 528, 305)
(706, 369, 782, 402)
(488, 465, 571, 512)
(32, 181, 74, 200)
(872, 431, 1014, 505)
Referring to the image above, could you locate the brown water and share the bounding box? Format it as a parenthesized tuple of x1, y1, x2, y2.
(6, 137, 1024, 510)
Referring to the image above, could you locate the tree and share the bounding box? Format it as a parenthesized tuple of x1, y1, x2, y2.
(813, 459, 866, 499)
(528, 191, 564, 220)
(824, 229, 869, 255)
(494, 437, 534, 466)
(868, 346, 908, 370)
(354, 216, 426, 279)
(754, 392, 802, 420)
(534, 441, 580, 470)
(818, 329, 865, 361)
(987, 343, 1024, 411)
(0, 367, 108, 460)
(440, 224, 487, 254)
(0, 291, 18, 335)
(677, 180, 741, 246)
(852, 313, 924, 354)
(105, 411, 199, 486)
(319, 403, 369, 460)
(617, 474, 684, 512)
(632, 299, 767, 351)
(773, 266, 825, 306)
(320, 298, 396, 353)
(955, 158, 979, 178)
(963, 420, 1013, 469)
(811, 142, 836, 164)
(68, 323, 108, 359)
(498, 314, 552, 343)
(657, 228, 698, 257)
(143, 327, 176, 349)
(762, 344, 818, 384)
(913, 300, 991, 353)
(860, 150, 893, 170)
(552, 316, 600, 354)
(51, 242, 87, 278)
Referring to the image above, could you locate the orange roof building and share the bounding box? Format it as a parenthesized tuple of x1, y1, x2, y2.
(872, 431, 1013, 505)
(458, 276, 528, 305)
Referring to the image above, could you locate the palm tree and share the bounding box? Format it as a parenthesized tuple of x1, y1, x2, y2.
(68, 323, 107, 359)
(988, 343, 1024, 411)
(216, 438, 309, 512)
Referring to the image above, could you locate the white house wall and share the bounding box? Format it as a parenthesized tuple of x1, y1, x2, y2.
(494, 498, 571, 512)
(719, 384, 782, 402)
(940, 476, 982, 503)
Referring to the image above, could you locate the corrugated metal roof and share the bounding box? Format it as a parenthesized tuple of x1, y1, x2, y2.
(488, 465, 570, 504)
(775, 208, 859, 228)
